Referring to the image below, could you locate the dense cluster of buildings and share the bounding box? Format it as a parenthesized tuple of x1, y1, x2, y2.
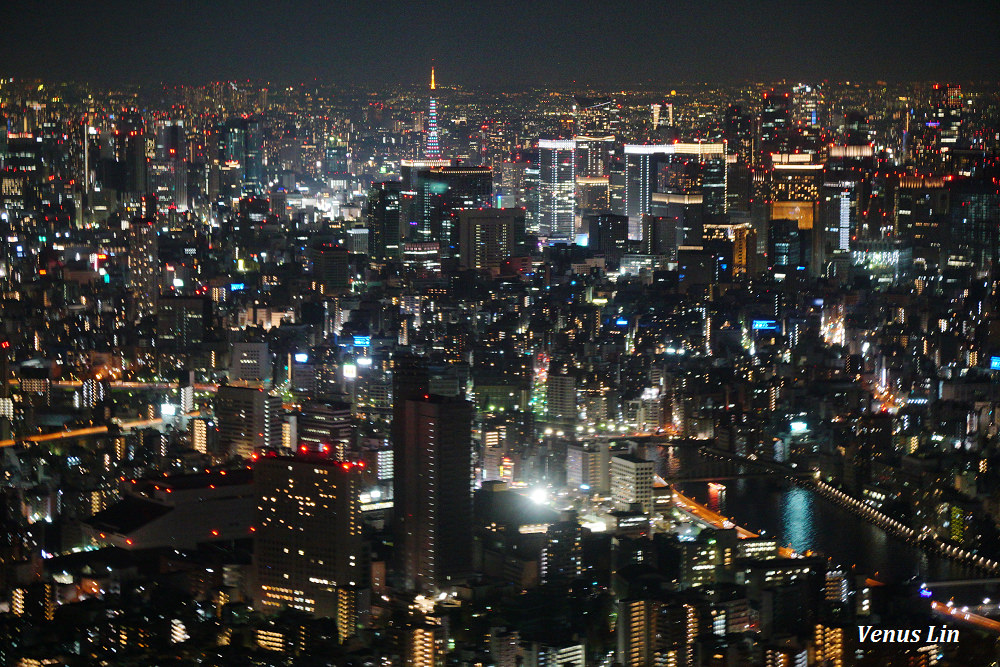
(0, 74, 998, 665)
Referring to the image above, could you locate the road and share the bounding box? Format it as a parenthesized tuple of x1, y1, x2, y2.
(930, 600, 1000, 633)
(0, 413, 197, 448)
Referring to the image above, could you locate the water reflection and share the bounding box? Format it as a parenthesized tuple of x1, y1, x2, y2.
(781, 487, 816, 552)
(670, 447, 965, 584)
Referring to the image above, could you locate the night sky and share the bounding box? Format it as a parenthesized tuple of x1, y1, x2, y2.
(4, 0, 999, 86)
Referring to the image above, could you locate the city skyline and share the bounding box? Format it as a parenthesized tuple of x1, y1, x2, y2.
(1, 15, 1000, 663)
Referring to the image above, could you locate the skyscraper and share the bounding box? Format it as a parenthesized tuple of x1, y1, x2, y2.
(611, 454, 654, 514)
(426, 68, 441, 160)
(586, 213, 630, 268)
(367, 180, 402, 264)
(255, 453, 365, 639)
(127, 195, 159, 321)
(457, 208, 526, 272)
(115, 108, 148, 201)
(151, 119, 188, 211)
(399, 160, 493, 257)
(220, 116, 266, 196)
(760, 90, 793, 164)
(215, 385, 283, 458)
(538, 139, 576, 241)
(396, 394, 473, 593)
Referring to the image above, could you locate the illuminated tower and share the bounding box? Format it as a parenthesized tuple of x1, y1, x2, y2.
(425, 68, 441, 160)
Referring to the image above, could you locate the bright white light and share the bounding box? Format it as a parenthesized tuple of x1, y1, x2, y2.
(530, 488, 548, 505)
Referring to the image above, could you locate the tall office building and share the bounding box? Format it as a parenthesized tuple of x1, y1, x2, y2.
(297, 399, 353, 459)
(230, 341, 272, 382)
(574, 135, 614, 177)
(127, 195, 159, 321)
(255, 453, 365, 639)
(220, 116, 266, 196)
(399, 160, 493, 257)
(367, 180, 402, 264)
(625, 143, 726, 242)
(150, 119, 188, 211)
(611, 454, 654, 514)
(586, 213, 630, 268)
(540, 513, 583, 585)
(623, 145, 665, 236)
(538, 139, 576, 240)
(156, 296, 211, 351)
(396, 394, 473, 593)
(311, 243, 352, 292)
(215, 385, 283, 458)
(760, 90, 793, 164)
(0, 341, 12, 441)
(115, 108, 148, 200)
(457, 207, 526, 272)
(324, 135, 350, 188)
(932, 83, 963, 146)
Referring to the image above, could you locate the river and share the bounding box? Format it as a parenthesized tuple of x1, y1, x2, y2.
(664, 446, 973, 586)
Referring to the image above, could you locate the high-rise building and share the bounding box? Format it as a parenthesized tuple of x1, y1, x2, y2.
(399, 160, 493, 257)
(760, 90, 793, 164)
(617, 599, 698, 667)
(220, 116, 265, 196)
(538, 139, 576, 240)
(545, 373, 577, 427)
(611, 454, 654, 514)
(254, 453, 365, 639)
(324, 135, 350, 188)
(586, 213, 630, 268)
(932, 83, 963, 146)
(151, 119, 188, 211)
(230, 341, 271, 382)
(566, 442, 610, 493)
(127, 196, 159, 321)
(156, 296, 211, 351)
(367, 181, 402, 264)
(396, 394, 473, 593)
(813, 622, 845, 667)
(311, 243, 352, 292)
(115, 108, 148, 200)
(0, 340, 11, 441)
(215, 385, 283, 458)
(625, 143, 727, 238)
(540, 513, 583, 585)
(297, 399, 353, 459)
(457, 207, 526, 272)
(574, 135, 614, 177)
